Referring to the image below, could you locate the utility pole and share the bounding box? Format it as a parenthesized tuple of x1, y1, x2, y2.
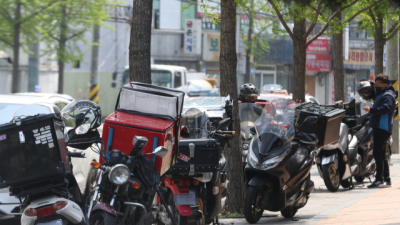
(90, 24, 100, 104)
(387, 3, 399, 153)
(245, 0, 254, 84)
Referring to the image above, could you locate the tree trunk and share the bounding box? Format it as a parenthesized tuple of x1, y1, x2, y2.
(331, 10, 345, 102)
(11, 2, 21, 93)
(58, 5, 67, 94)
(245, 0, 254, 84)
(129, 0, 153, 83)
(292, 17, 307, 102)
(374, 15, 384, 75)
(220, 0, 245, 213)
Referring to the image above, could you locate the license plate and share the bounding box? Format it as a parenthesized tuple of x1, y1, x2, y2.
(36, 219, 63, 225)
(174, 191, 196, 205)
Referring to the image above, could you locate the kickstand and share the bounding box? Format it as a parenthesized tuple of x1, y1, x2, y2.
(213, 216, 221, 225)
(290, 208, 299, 221)
(349, 178, 355, 190)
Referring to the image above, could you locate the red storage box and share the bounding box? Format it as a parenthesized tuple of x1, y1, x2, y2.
(102, 111, 177, 176)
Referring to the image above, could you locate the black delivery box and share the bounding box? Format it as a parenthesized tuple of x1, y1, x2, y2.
(168, 139, 220, 176)
(295, 102, 345, 146)
(0, 114, 70, 189)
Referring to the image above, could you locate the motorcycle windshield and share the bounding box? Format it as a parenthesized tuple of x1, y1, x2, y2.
(255, 99, 296, 156)
(181, 108, 211, 139)
(239, 102, 260, 131)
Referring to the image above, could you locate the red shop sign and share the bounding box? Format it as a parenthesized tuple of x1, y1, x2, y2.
(306, 54, 331, 72)
(307, 39, 330, 53)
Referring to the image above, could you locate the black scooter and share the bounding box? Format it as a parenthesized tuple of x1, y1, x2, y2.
(244, 103, 317, 223)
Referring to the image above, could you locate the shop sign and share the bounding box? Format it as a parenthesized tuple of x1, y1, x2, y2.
(203, 33, 220, 62)
(306, 54, 331, 72)
(306, 39, 330, 53)
(184, 19, 202, 55)
(344, 49, 374, 67)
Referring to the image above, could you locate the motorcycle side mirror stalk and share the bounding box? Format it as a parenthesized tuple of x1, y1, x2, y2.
(217, 118, 231, 130)
(144, 146, 168, 158)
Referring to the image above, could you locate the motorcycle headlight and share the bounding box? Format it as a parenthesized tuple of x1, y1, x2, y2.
(260, 147, 291, 170)
(247, 140, 259, 168)
(108, 164, 130, 185)
(243, 144, 249, 150)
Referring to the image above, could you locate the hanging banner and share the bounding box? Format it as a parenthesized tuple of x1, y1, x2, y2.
(184, 19, 202, 55)
(306, 54, 331, 72)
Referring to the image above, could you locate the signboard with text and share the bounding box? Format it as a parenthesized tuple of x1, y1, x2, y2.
(306, 39, 330, 53)
(202, 33, 220, 62)
(184, 19, 202, 55)
(343, 49, 374, 69)
(306, 54, 331, 72)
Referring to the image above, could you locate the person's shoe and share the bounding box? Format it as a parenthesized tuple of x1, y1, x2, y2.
(384, 178, 392, 187)
(367, 180, 383, 188)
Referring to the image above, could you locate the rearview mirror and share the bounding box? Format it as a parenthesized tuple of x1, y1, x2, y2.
(154, 146, 168, 158)
(217, 118, 231, 130)
(303, 116, 318, 125)
(253, 105, 263, 116)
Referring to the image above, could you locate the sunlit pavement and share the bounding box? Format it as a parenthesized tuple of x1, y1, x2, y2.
(220, 154, 400, 225)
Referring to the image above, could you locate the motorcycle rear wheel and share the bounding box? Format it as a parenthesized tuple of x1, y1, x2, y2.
(322, 163, 340, 192)
(89, 211, 117, 225)
(244, 186, 264, 224)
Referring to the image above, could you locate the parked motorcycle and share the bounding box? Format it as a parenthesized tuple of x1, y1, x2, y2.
(0, 101, 100, 225)
(316, 98, 393, 192)
(244, 100, 318, 223)
(154, 100, 233, 225)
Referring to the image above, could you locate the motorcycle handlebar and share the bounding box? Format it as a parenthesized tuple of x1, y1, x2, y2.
(68, 151, 86, 158)
(216, 130, 235, 135)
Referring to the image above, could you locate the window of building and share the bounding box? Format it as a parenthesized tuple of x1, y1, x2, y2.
(181, 2, 196, 30)
(154, 0, 160, 29)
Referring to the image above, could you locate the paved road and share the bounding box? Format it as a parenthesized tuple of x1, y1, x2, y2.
(219, 154, 400, 225)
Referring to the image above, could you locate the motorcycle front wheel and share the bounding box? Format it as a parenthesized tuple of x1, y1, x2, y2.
(244, 186, 264, 224)
(89, 211, 117, 225)
(322, 163, 340, 192)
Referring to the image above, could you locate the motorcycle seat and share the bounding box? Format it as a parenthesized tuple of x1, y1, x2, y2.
(285, 147, 308, 174)
(348, 147, 357, 159)
(220, 154, 227, 172)
(295, 132, 319, 145)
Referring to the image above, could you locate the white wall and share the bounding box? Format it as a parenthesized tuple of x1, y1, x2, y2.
(315, 74, 326, 105)
(160, 0, 181, 30)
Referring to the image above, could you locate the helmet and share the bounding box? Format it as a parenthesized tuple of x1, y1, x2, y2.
(240, 83, 258, 102)
(357, 80, 374, 100)
(61, 100, 102, 149)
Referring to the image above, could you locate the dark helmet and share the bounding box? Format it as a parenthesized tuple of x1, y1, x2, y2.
(357, 80, 374, 100)
(240, 83, 258, 102)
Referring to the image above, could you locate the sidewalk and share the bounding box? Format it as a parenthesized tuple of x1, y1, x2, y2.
(315, 178, 400, 225)
(219, 155, 400, 225)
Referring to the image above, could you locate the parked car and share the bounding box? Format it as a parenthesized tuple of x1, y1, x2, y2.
(0, 94, 99, 222)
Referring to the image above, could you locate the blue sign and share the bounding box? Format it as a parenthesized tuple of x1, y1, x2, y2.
(119, 75, 123, 82)
(34, 85, 41, 93)
(250, 68, 255, 75)
(202, 66, 207, 73)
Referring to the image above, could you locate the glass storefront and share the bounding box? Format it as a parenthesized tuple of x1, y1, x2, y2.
(345, 69, 369, 102)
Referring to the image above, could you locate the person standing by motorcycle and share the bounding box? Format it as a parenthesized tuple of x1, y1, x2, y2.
(362, 74, 396, 188)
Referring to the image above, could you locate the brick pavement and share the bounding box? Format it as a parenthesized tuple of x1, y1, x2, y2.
(314, 178, 400, 225)
(219, 155, 400, 225)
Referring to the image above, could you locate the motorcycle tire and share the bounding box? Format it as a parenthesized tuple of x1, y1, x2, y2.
(322, 163, 340, 192)
(89, 211, 117, 225)
(188, 198, 205, 225)
(244, 186, 264, 224)
(354, 175, 365, 183)
(280, 207, 297, 219)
